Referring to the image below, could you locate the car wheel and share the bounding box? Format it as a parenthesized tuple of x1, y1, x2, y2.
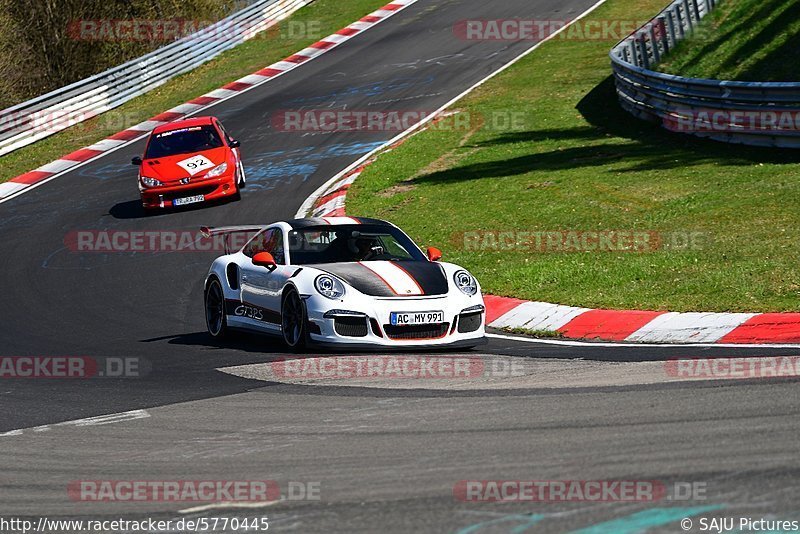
(281, 289, 307, 350)
(205, 278, 228, 338)
(231, 164, 244, 201)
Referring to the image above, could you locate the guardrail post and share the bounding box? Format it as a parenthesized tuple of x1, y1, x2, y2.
(690, 0, 701, 22)
(666, 9, 678, 46)
(657, 16, 670, 54)
(648, 24, 661, 64)
(627, 40, 637, 67)
(674, 5, 685, 39)
(682, 0, 694, 31)
(637, 33, 650, 69)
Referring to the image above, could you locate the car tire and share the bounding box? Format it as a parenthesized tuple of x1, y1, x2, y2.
(281, 288, 308, 350)
(237, 160, 247, 189)
(205, 278, 229, 339)
(231, 164, 244, 202)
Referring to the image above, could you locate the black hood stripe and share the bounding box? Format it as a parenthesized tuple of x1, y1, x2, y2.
(314, 263, 397, 297)
(313, 261, 448, 297)
(394, 261, 449, 296)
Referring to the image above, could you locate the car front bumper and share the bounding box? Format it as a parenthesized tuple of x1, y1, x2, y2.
(304, 293, 487, 349)
(140, 173, 237, 209)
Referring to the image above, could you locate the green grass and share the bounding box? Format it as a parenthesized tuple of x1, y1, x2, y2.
(348, 0, 800, 313)
(658, 0, 800, 81)
(0, 0, 388, 184)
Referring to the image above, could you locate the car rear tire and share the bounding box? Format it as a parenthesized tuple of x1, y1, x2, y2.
(205, 278, 228, 339)
(281, 289, 308, 350)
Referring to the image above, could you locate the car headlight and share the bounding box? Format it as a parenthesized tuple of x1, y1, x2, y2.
(315, 275, 346, 299)
(454, 270, 478, 295)
(205, 163, 228, 178)
(140, 176, 162, 188)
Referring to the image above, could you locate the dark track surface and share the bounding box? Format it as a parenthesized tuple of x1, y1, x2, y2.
(1, 0, 799, 532)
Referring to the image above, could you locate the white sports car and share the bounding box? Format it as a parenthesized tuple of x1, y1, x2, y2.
(202, 217, 486, 350)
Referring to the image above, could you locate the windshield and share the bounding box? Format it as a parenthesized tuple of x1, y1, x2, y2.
(287, 224, 426, 264)
(145, 125, 223, 158)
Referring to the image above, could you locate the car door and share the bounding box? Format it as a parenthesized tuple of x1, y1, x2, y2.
(239, 227, 292, 329)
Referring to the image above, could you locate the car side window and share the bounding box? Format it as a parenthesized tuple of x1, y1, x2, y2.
(215, 120, 235, 146)
(243, 230, 270, 258)
(266, 229, 285, 265)
(243, 228, 285, 265)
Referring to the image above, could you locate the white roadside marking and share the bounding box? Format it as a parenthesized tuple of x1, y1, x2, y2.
(491, 301, 590, 331)
(128, 120, 166, 132)
(626, 312, 757, 343)
(86, 139, 129, 152)
(0, 409, 150, 437)
(0, 182, 28, 197)
(487, 332, 800, 350)
(37, 159, 80, 174)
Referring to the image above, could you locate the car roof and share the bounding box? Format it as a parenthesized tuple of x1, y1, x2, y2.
(152, 116, 217, 135)
(285, 217, 393, 229)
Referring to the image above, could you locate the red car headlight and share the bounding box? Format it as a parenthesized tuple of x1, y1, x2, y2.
(205, 163, 229, 178)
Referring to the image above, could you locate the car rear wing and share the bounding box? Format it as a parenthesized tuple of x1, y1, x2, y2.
(200, 225, 266, 254)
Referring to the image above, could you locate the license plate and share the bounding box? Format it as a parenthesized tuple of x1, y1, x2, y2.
(173, 195, 205, 206)
(390, 311, 444, 326)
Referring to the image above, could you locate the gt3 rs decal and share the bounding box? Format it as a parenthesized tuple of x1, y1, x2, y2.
(224, 299, 280, 324)
(177, 155, 214, 176)
(359, 261, 423, 296)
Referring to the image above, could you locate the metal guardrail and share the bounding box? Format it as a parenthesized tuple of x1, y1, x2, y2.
(0, 0, 313, 156)
(610, 0, 800, 148)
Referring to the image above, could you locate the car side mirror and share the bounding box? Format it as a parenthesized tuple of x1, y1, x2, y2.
(253, 251, 277, 270)
(427, 247, 442, 262)
(131, 156, 143, 166)
(229, 139, 241, 148)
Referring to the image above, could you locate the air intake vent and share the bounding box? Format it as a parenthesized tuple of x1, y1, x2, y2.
(334, 316, 368, 337)
(383, 323, 449, 340)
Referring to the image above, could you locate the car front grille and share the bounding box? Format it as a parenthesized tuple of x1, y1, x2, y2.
(334, 316, 368, 337)
(383, 323, 449, 340)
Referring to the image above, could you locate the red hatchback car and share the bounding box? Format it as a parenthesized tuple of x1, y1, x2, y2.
(132, 116, 246, 210)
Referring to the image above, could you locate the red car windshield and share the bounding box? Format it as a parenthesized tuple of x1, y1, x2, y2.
(145, 125, 223, 158)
